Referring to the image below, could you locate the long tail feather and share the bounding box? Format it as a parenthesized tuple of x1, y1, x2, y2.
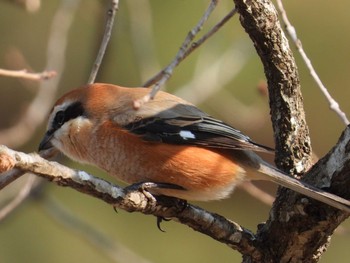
(257, 162, 350, 213)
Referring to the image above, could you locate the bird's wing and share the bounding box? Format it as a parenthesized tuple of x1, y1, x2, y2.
(123, 103, 273, 153)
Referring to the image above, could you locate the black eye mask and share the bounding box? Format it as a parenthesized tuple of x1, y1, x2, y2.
(51, 101, 86, 131)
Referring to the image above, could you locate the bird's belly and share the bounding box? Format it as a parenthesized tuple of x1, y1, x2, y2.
(89, 127, 247, 201)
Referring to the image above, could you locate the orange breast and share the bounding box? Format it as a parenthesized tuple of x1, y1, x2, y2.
(84, 122, 246, 201)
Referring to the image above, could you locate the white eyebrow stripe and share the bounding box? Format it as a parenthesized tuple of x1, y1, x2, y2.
(179, 130, 196, 140)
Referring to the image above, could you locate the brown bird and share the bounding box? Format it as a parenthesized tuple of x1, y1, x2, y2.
(39, 83, 350, 212)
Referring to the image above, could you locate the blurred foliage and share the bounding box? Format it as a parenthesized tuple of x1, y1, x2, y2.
(0, 0, 350, 262)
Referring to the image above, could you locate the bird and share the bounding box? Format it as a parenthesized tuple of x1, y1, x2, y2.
(38, 83, 350, 212)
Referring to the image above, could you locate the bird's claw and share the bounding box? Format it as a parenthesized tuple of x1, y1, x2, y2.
(157, 216, 171, 232)
(124, 182, 188, 232)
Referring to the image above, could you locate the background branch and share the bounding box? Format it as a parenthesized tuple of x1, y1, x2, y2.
(0, 68, 56, 81)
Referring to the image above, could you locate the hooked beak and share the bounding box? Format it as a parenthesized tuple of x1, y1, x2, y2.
(38, 131, 54, 152)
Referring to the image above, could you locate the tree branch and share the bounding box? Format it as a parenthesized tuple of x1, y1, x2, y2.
(234, 0, 350, 261)
(0, 145, 258, 256)
(234, 0, 312, 175)
(87, 0, 119, 84)
(0, 68, 56, 81)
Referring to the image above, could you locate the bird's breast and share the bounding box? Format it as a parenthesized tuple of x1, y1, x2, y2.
(74, 121, 247, 201)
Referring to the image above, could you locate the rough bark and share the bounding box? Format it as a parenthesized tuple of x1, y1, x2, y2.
(234, 0, 349, 262)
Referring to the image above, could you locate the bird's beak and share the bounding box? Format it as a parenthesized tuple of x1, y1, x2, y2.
(38, 131, 54, 152)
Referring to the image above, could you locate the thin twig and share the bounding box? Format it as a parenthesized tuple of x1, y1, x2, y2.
(134, 0, 219, 109)
(276, 0, 350, 126)
(87, 0, 119, 84)
(143, 6, 237, 88)
(0, 68, 56, 81)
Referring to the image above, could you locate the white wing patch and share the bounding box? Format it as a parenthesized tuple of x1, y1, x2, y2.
(179, 130, 196, 140)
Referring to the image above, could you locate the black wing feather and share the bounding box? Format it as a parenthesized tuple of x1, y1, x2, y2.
(124, 113, 273, 153)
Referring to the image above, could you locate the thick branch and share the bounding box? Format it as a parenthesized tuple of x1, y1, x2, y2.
(234, 0, 311, 175)
(0, 145, 258, 256)
(253, 127, 350, 263)
(234, 0, 349, 262)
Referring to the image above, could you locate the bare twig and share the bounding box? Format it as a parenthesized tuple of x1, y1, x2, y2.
(42, 197, 154, 263)
(134, 0, 219, 109)
(276, 0, 350, 126)
(4, 48, 44, 90)
(87, 0, 119, 84)
(143, 6, 237, 88)
(0, 145, 258, 256)
(0, 68, 56, 81)
(0, 0, 80, 148)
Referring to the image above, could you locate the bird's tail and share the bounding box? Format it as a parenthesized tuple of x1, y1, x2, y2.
(257, 161, 350, 213)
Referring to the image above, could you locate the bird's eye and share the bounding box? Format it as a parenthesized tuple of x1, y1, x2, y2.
(54, 111, 65, 126)
(51, 102, 85, 131)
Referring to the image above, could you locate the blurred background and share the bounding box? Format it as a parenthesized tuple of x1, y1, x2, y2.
(0, 0, 350, 262)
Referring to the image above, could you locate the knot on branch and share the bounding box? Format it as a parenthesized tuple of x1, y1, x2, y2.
(117, 187, 187, 218)
(0, 152, 15, 173)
